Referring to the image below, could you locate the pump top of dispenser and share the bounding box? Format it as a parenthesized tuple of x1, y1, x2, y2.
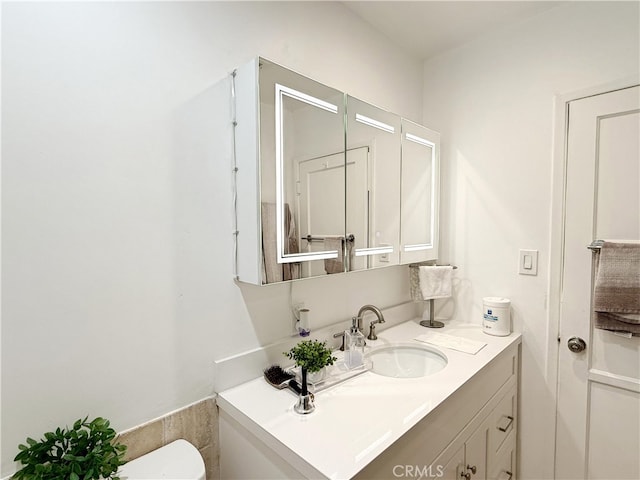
(350, 316, 359, 333)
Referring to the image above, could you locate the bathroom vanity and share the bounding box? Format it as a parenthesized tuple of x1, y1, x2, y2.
(217, 321, 521, 479)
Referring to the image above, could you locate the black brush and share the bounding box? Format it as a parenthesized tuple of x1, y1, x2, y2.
(263, 365, 295, 389)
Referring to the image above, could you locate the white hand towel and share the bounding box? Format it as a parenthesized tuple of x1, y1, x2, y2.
(418, 265, 453, 299)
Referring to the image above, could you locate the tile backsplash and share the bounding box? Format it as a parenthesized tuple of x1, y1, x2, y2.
(117, 396, 218, 480)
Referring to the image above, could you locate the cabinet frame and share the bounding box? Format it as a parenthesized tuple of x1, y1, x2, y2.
(231, 57, 441, 285)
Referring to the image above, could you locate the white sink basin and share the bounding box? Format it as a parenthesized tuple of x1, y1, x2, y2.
(366, 342, 448, 378)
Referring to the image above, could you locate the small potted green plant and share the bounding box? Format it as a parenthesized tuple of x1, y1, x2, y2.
(12, 416, 127, 480)
(284, 339, 337, 414)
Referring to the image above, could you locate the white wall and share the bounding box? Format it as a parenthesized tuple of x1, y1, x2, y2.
(0, 2, 423, 474)
(422, 2, 639, 479)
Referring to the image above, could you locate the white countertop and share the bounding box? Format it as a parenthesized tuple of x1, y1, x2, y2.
(217, 319, 521, 479)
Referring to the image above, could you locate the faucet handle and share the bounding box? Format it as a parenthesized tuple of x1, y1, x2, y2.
(333, 331, 346, 351)
(367, 315, 385, 341)
(367, 321, 379, 341)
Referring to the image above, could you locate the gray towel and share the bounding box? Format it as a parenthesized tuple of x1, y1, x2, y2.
(261, 203, 281, 284)
(282, 204, 300, 281)
(593, 242, 640, 336)
(409, 264, 424, 301)
(345, 237, 354, 272)
(261, 203, 300, 284)
(324, 237, 345, 274)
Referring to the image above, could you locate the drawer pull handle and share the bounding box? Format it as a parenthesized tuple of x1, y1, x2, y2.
(498, 471, 513, 480)
(498, 415, 514, 432)
(460, 464, 478, 479)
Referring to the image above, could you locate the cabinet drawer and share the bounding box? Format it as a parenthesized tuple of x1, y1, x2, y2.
(489, 385, 516, 454)
(489, 430, 516, 480)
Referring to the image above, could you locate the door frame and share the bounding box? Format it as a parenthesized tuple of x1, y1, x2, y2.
(548, 74, 640, 475)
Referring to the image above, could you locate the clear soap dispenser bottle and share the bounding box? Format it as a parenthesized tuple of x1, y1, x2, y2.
(345, 316, 365, 369)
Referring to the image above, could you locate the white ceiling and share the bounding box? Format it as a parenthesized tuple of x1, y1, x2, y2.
(343, 1, 566, 60)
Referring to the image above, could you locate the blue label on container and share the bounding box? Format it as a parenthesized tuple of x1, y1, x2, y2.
(483, 313, 498, 322)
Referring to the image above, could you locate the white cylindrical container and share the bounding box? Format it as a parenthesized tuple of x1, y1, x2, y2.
(298, 308, 311, 337)
(482, 297, 511, 336)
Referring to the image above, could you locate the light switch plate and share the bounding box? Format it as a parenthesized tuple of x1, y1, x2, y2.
(519, 249, 538, 275)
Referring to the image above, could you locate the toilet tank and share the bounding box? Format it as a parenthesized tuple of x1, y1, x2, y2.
(118, 439, 206, 480)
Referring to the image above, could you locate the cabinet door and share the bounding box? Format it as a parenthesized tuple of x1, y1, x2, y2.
(434, 443, 465, 480)
(489, 431, 516, 480)
(258, 58, 346, 282)
(431, 409, 490, 480)
(400, 119, 440, 264)
(346, 95, 401, 270)
(465, 420, 489, 480)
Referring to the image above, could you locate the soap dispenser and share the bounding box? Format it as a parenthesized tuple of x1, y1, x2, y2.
(345, 317, 365, 369)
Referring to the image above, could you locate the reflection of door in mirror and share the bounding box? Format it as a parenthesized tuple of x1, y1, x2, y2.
(258, 59, 346, 283)
(346, 96, 401, 270)
(346, 147, 369, 270)
(400, 119, 440, 264)
(297, 148, 369, 277)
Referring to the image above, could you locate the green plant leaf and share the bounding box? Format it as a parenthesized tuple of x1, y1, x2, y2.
(12, 416, 127, 479)
(284, 340, 338, 372)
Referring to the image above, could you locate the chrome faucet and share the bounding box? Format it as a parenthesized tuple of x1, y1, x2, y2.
(357, 304, 386, 341)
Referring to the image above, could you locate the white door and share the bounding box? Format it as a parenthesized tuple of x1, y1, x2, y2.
(555, 85, 640, 479)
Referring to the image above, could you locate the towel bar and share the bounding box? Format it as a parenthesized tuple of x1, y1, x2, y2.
(408, 263, 458, 329)
(302, 234, 355, 243)
(588, 240, 605, 251)
(589, 239, 640, 251)
(420, 299, 444, 329)
(409, 263, 458, 269)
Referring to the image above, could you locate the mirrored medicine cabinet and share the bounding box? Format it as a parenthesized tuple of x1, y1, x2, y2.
(232, 57, 439, 285)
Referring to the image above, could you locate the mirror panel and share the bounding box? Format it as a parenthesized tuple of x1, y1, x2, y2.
(400, 119, 440, 264)
(346, 95, 401, 271)
(258, 59, 346, 283)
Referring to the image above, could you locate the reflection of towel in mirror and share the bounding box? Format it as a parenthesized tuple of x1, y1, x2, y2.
(261, 203, 300, 284)
(593, 242, 640, 336)
(261, 203, 280, 284)
(282, 204, 300, 281)
(345, 238, 354, 271)
(324, 237, 345, 274)
(418, 266, 453, 300)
